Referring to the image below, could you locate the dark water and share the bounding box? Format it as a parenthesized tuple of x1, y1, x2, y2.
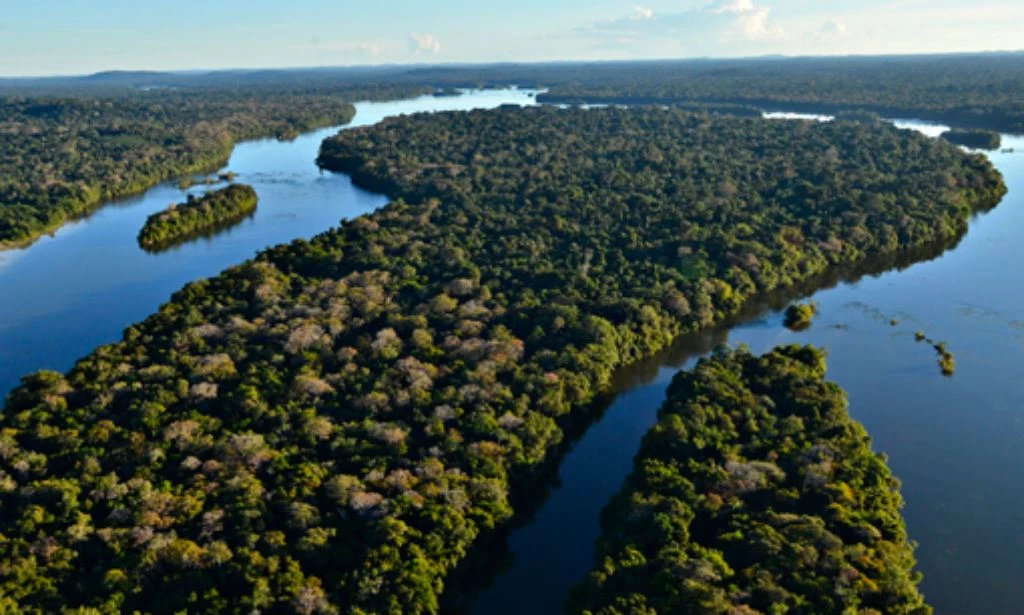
(0, 88, 538, 398)
(2, 97, 1022, 615)
(468, 120, 1024, 615)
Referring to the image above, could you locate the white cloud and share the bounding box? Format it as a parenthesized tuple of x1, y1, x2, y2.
(587, 0, 783, 45)
(819, 20, 848, 38)
(408, 32, 442, 54)
(632, 6, 654, 20)
(707, 0, 756, 14)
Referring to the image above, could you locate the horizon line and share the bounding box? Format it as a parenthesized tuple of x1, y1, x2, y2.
(2, 48, 1023, 81)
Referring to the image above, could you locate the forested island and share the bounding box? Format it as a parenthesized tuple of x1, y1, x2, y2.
(940, 129, 1002, 150)
(568, 345, 930, 615)
(784, 302, 817, 331)
(138, 184, 259, 250)
(0, 82, 429, 249)
(399, 53, 1024, 133)
(0, 106, 1003, 613)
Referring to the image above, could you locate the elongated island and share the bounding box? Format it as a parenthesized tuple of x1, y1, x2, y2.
(138, 184, 258, 250)
(569, 345, 931, 615)
(940, 128, 1002, 150)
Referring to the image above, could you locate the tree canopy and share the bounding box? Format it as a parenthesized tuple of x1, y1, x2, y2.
(569, 345, 930, 615)
(0, 83, 427, 248)
(0, 106, 1003, 613)
(138, 184, 259, 251)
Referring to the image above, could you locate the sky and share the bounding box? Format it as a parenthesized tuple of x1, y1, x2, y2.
(1, 0, 1022, 77)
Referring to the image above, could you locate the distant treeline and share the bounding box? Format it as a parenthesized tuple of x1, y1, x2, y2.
(138, 184, 259, 251)
(569, 345, 931, 615)
(372, 53, 1024, 133)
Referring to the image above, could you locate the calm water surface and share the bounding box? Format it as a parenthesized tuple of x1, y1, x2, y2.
(468, 119, 1024, 615)
(2, 96, 1022, 615)
(0, 88, 539, 397)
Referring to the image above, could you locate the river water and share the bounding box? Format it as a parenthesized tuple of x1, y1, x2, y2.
(0, 88, 540, 398)
(467, 118, 1024, 615)
(1, 92, 1021, 614)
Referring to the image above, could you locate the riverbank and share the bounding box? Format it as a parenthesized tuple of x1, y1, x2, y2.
(465, 118, 1024, 615)
(0, 89, 542, 400)
(0, 90, 1021, 613)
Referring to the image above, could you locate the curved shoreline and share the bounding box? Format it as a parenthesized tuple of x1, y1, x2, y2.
(0, 93, 1014, 613)
(315, 109, 1007, 612)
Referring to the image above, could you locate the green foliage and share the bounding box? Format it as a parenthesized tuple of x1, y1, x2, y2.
(940, 129, 1002, 150)
(0, 82, 428, 248)
(519, 54, 1024, 133)
(0, 106, 1003, 613)
(138, 184, 259, 251)
(783, 302, 817, 331)
(569, 345, 931, 615)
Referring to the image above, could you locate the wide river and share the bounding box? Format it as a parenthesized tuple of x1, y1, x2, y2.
(1, 91, 1022, 614)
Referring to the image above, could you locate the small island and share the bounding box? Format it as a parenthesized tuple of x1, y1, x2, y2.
(784, 301, 818, 330)
(138, 184, 258, 250)
(432, 87, 463, 97)
(835, 109, 885, 124)
(941, 128, 1002, 150)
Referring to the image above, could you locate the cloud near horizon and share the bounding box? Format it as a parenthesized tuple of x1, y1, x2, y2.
(580, 0, 785, 55)
(409, 32, 442, 54)
(2, 0, 1024, 76)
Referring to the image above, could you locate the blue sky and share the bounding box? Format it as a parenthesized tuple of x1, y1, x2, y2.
(2, 0, 1022, 76)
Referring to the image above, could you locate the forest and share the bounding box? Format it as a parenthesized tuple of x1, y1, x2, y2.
(568, 345, 930, 615)
(3, 52, 1022, 248)
(940, 129, 1002, 150)
(0, 82, 428, 248)
(383, 53, 1024, 133)
(138, 184, 259, 251)
(0, 106, 1004, 613)
(528, 55, 1024, 133)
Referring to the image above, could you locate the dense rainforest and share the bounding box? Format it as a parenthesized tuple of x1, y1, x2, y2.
(940, 129, 1002, 150)
(0, 83, 427, 248)
(529, 55, 1024, 133)
(568, 345, 930, 615)
(0, 106, 1004, 613)
(138, 184, 259, 251)
(384, 53, 1024, 133)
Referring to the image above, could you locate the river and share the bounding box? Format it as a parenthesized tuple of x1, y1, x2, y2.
(1, 92, 1021, 614)
(466, 117, 1024, 615)
(0, 88, 540, 398)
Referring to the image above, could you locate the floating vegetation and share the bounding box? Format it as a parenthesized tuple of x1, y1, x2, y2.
(914, 331, 956, 376)
(783, 302, 818, 331)
(936, 344, 957, 376)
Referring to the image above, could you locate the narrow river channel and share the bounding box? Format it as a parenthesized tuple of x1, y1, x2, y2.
(1, 92, 1021, 614)
(466, 118, 1024, 615)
